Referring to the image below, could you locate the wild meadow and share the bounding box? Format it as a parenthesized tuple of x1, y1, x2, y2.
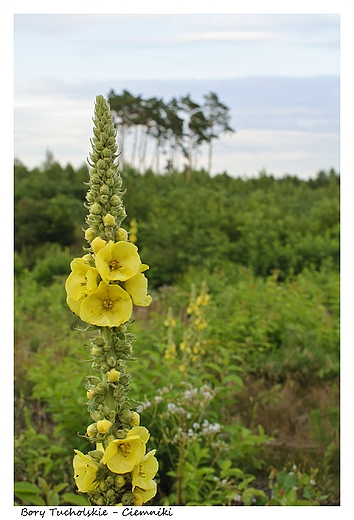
(14, 143, 339, 506)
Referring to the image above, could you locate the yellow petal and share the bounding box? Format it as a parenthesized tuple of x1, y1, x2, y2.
(95, 241, 141, 283)
(80, 282, 132, 327)
(123, 272, 152, 307)
(73, 451, 99, 492)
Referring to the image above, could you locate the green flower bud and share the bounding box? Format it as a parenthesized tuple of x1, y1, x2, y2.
(122, 493, 135, 505)
(110, 194, 121, 205)
(99, 482, 108, 492)
(103, 213, 115, 227)
(90, 347, 102, 357)
(97, 159, 106, 170)
(86, 375, 101, 385)
(114, 475, 125, 489)
(105, 476, 115, 487)
(106, 168, 115, 179)
(90, 203, 102, 215)
(106, 356, 116, 367)
(84, 227, 96, 242)
(96, 383, 108, 394)
(100, 184, 110, 195)
(120, 409, 132, 422)
(102, 148, 112, 158)
(90, 410, 104, 421)
(90, 174, 101, 185)
(89, 450, 104, 462)
(86, 423, 98, 437)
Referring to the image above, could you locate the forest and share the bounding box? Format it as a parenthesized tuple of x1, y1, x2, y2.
(14, 143, 339, 505)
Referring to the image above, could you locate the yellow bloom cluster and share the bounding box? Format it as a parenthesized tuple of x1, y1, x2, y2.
(73, 426, 158, 505)
(65, 234, 152, 328)
(129, 218, 138, 244)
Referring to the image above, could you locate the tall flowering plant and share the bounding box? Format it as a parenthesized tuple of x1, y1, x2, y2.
(65, 95, 158, 506)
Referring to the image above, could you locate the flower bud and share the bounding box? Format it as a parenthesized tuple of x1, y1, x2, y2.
(106, 356, 116, 368)
(116, 228, 128, 241)
(96, 383, 108, 395)
(133, 493, 144, 506)
(113, 387, 124, 399)
(106, 168, 115, 179)
(107, 369, 120, 382)
(100, 185, 110, 195)
(90, 174, 101, 185)
(118, 324, 127, 333)
(86, 389, 95, 399)
(130, 412, 140, 427)
(110, 194, 121, 205)
(120, 409, 132, 422)
(105, 476, 115, 487)
(97, 159, 106, 170)
(103, 213, 115, 227)
(99, 482, 108, 492)
(91, 236, 106, 254)
(84, 227, 96, 242)
(122, 493, 135, 505)
(90, 410, 104, 421)
(86, 423, 98, 437)
(90, 347, 102, 357)
(91, 203, 102, 215)
(96, 419, 113, 434)
(114, 476, 125, 489)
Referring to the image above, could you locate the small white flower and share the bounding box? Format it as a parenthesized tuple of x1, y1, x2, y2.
(310, 479, 316, 486)
(193, 422, 200, 429)
(154, 396, 163, 403)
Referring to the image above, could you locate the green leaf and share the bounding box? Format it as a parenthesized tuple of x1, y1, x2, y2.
(61, 493, 90, 506)
(14, 492, 46, 506)
(14, 482, 42, 494)
(52, 483, 69, 495)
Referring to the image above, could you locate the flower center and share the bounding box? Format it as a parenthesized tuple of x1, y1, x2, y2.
(110, 258, 121, 271)
(103, 298, 113, 309)
(138, 465, 146, 478)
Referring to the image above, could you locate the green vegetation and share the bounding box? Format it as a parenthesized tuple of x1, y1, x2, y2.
(14, 158, 339, 505)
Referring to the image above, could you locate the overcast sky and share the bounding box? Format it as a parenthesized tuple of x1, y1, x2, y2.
(14, 12, 340, 179)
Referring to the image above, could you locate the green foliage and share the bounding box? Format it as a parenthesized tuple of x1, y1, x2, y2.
(14, 479, 89, 506)
(15, 159, 339, 287)
(14, 158, 339, 505)
(267, 466, 328, 505)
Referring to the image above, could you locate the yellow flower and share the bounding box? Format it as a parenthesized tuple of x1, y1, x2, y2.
(101, 427, 150, 474)
(133, 481, 157, 505)
(97, 419, 113, 434)
(80, 281, 132, 327)
(95, 240, 141, 283)
(122, 264, 152, 307)
(73, 450, 99, 492)
(65, 257, 99, 316)
(132, 450, 158, 492)
(106, 369, 121, 382)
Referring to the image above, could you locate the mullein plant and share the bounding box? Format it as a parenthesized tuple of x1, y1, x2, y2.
(65, 95, 158, 506)
(164, 282, 210, 372)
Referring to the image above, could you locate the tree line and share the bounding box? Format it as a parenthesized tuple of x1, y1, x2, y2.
(107, 89, 234, 176)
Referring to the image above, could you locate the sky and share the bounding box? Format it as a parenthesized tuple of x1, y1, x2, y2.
(13, 10, 341, 179)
